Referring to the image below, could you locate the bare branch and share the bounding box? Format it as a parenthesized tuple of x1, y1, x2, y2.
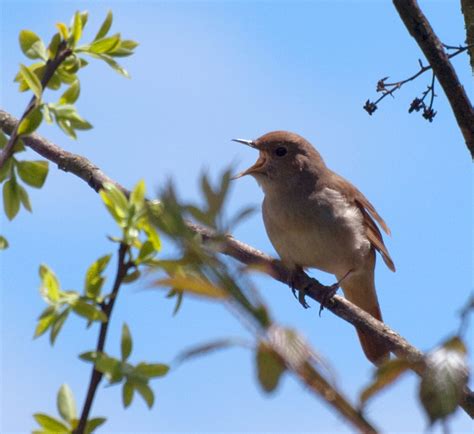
(392, 0, 474, 158)
(0, 108, 472, 418)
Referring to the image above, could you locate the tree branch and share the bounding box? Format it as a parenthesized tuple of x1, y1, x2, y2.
(0, 108, 472, 418)
(392, 0, 474, 158)
(74, 243, 132, 434)
(0, 41, 72, 169)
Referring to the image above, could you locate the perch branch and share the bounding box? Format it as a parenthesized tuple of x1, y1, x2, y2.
(0, 108, 472, 418)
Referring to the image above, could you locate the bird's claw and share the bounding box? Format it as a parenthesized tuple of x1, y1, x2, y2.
(318, 282, 339, 316)
(288, 269, 310, 309)
(298, 286, 310, 309)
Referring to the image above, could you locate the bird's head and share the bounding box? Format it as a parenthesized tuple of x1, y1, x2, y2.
(232, 131, 325, 194)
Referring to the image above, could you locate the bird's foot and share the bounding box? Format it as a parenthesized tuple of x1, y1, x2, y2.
(287, 267, 310, 309)
(318, 269, 353, 316)
(318, 282, 340, 317)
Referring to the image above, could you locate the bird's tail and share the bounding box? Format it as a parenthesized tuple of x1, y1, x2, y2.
(339, 255, 390, 365)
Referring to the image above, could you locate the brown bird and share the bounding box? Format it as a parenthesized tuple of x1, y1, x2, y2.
(233, 131, 395, 365)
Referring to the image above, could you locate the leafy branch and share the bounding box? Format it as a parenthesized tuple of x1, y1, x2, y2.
(0, 10, 138, 231)
(32, 181, 166, 434)
(73, 242, 132, 434)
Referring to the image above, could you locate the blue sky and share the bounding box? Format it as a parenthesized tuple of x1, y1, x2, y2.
(1, 0, 473, 433)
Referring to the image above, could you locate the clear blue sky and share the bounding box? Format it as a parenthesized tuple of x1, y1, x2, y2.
(1, 1, 472, 433)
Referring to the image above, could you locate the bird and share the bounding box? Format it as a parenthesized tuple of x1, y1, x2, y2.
(233, 131, 395, 365)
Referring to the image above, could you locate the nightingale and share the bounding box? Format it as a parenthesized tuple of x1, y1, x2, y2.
(233, 131, 395, 365)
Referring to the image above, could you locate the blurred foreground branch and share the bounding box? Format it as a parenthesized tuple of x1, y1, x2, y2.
(0, 108, 472, 419)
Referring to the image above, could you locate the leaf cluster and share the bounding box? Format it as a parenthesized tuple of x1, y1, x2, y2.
(34, 261, 110, 344)
(80, 324, 169, 409)
(1, 130, 48, 221)
(1, 10, 139, 241)
(33, 384, 105, 434)
(150, 169, 264, 320)
(359, 336, 469, 427)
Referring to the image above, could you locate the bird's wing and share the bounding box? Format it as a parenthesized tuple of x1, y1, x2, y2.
(330, 173, 396, 272)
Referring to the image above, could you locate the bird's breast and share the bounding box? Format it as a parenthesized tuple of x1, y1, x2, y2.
(262, 187, 370, 275)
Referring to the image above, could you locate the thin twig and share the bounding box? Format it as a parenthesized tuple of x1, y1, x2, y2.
(392, 0, 474, 157)
(364, 45, 468, 116)
(0, 41, 72, 169)
(0, 109, 472, 418)
(74, 243, 132, 434)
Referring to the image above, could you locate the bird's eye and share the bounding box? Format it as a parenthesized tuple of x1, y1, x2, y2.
(275, 147, 287, 157)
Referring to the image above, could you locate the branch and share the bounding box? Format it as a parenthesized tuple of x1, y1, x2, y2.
(0, 41, 72, 169)
(364, 46, 469, 118)
(74, 243, 132, 434)
(0, 108, 472, 418)
(392, 0, 474, 158)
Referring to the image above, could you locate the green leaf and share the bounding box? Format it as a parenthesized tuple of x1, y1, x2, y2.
(17, 106, 43, 137)
(0, 235, 9, 250)
(121, 323, 132, 361)
(109, 39, 139, 57)
(130, 179, 145, 208)
(79, 11, 89, 29)
(135, 363, 169, 378)
(89, 34, 121, 54)
(153, 275, 228, 299)
(50, 308, 70, 344)
(71, 11, 82, 45)
(89, 52, 130, 78)
(47, 33, 61, 59)
(57, 384, 77, 423)
(68, 116, 93, 131)
(419, 337, 469, 424)
(19, 64, 43, 99)
(122, 268, 140, 283)
(56, 66, 77, 84)
(137, 240, 155, 263)
(93, 353, 123, 382)
(134, 382, 154, 409)
(121, 40, 139, 51)
(19, 30, 47, 60)
(0, 158, 13, 183)
(122, 381, 134, 408)
(101, 183, 128, 218)
(143, 223, 161, 252)
(359, 358, 415, 406)
(59, 81, 80, 105)
(3, 178, 20, 220)
(17, 160, 49, 188)
(34, 311, 56, 338)
(57, 119, 77, 139)
(72, 299, 107, 322)
(85, 254, 111, 299)
(39, 264, 60, 303)
(84, 417, 106, 434)
(94, 10, 113, 41)
(176, 339, 243, 364)
(56, 23, 69, 40)
(33, 413, 69, 431)
(17, 183, 31, 212)
(256, 343, 286, 393)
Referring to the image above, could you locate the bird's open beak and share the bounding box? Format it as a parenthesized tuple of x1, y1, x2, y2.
(231, 138, 266, 179)
(231, 138, 258, 148)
